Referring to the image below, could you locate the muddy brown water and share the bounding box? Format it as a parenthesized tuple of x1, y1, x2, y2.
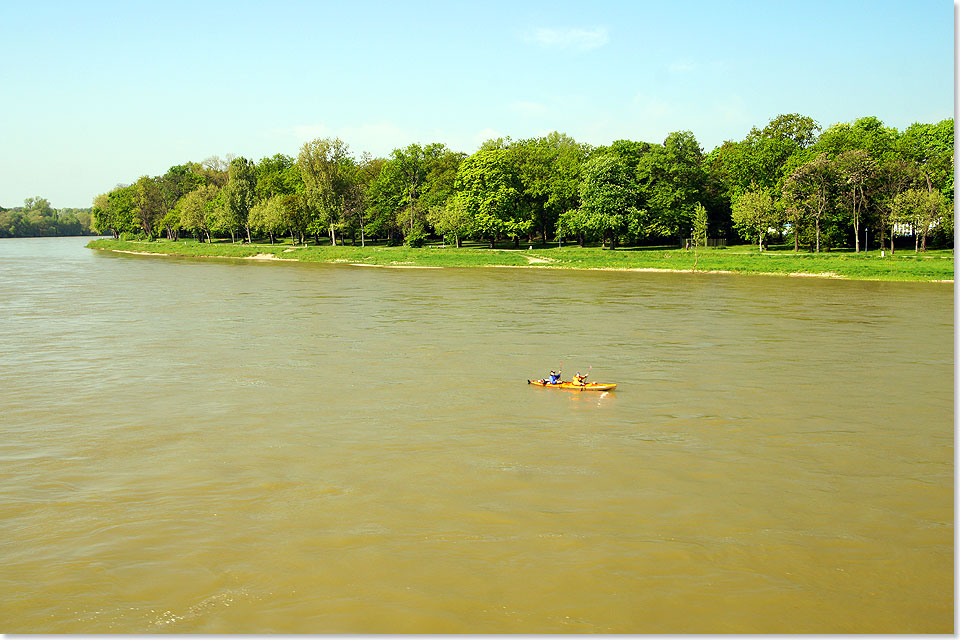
(1, 237, 952, 633)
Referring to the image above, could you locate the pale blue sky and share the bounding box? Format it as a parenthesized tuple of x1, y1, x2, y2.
(0, 0, 953, 207)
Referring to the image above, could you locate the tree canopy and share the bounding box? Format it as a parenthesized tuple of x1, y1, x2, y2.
(81, 114, 952, 253)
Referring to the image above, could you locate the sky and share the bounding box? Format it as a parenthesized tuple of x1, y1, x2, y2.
(0, 0, 954, 208)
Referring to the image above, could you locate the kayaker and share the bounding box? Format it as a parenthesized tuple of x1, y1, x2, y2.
(547, 369, 561, 385)
(573, 372, 588, 386)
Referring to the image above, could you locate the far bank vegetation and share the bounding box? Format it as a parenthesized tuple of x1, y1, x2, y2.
(89, 114, 954, 255)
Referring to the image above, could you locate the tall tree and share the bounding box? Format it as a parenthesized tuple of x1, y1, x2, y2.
(892, 188, 947, 252)
(900, 119, 954, 203)
(92, 185, 137, 238)
(297, 138, 354, 245)
(731, 187, 778, 251)
(454, 148, 525, 248)
(255, 153, 302, 201)
(636, 131, 707, 244)
(390, 143, 427, 239)
(876, 158, 918, 254)
(426, 193, 473, 248)
(577, 152, 639, 248)
(835, 149, 878, 252)
(133, 176, 164, 239)
(223, 157, 257, 242)
(248, 194, 287, 244)
(783, 154, 835, 252)
(347, 153, 386, 247)
(513, 132, 588, 244)
(178, 184, 221, 242)
(691, 202, 709, 270)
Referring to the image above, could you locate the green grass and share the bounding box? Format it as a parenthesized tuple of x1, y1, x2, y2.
(87, 238, 955, 282)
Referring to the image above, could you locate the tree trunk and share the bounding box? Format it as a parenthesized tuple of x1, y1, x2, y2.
(456, 235, 462, 248)
(852, 191, 860, 253)
(329, 224, 337, 246)
(246, 225, 252, 244)
(815, 212, 821, 253)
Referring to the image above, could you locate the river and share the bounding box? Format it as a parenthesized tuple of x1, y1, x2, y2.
(0, 236, 953, 633)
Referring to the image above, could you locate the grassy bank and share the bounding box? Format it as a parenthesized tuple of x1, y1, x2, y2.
(87, 238, 955, 282)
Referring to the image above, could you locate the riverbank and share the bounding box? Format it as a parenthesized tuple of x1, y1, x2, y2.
(87, 239, 955, 282)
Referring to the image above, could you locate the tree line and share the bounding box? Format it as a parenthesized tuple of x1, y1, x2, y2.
(90, 114, 954, 253)
(0, 198, 95, 238)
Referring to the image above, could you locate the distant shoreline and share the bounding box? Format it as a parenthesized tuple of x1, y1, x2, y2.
(87, 239, 954, 283)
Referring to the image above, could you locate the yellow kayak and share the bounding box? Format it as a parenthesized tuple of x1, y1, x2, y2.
(528, 379, 617, 391)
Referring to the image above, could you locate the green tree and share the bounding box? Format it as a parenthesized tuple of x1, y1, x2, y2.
(578, 152, 639, 248)
(134, 176, 164, 239)
(690, 202, 709, 270)
(390, 143, 427, 239)
(731, 188, 778, 251)
(364, 162, 405, 244)
(427, 193, 473, 248)
(92, 185, 137, 238)
(280, 194, 309, 245)
(222, 157, 257, 242)
(876, 158, 917, 254)
(297, 138, 354, 245)
(248, 194, 287, 244)
(158, 164, 205, 240)
(835, 149, 878, 252)
(345, 153, 385, 247)
(23, 196, 54, 217)
(782, 154, 835, 252)
(200, 156, 230, 188)
(178, 184, 221, 242)
(421, 144, 465, 216)
(255, 154, 301, 200)
(636, 131, 707, 244)
(512, 132, 588, 244)
(454, 148, 526, 248)
(707, 114, 820, 199)
(691, 202, 708, 248)
(892, 188, 948, 252)
(900, 119, 954, 205)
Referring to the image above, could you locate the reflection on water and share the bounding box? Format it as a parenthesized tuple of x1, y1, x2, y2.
(0, 237, 953, 633)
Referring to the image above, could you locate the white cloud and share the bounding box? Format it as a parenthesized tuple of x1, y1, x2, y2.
(527, 27, 609, 51)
